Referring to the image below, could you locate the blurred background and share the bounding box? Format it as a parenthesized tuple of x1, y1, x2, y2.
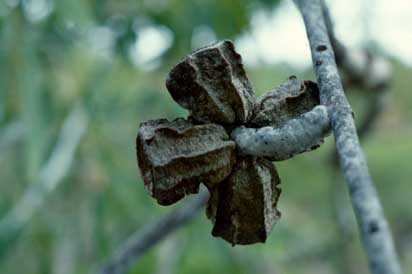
(0, 0, 411, 273)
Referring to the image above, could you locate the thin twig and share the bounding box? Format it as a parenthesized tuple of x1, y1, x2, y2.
(0, 104, 88, 257)
(293, 1, 402, 274)
(99, 189, 209, 274)
(321, 0, 391, 92)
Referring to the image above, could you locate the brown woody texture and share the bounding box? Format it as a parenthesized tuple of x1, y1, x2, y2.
(166, 40, 255, 124)
(208, 157, 281, 245)
(137, 40, 329, 245)
(136, 118, 236, 205)
(250, 76, 319, 128)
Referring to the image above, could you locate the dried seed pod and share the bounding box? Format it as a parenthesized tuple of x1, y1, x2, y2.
(166, 40, 255, 125)
(250, 77, 320, 128)
(208, 157, 281, 245)
(137, 118, 236, 206)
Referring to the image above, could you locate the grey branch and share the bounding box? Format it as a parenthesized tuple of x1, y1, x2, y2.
(294, 1, 402, 274)
(99, 189, 209, 274)
(322, 3, 394, 272)
(324, 3, 393, 272)
(232, 105, 331, 160)
(0, 104, 88, 253)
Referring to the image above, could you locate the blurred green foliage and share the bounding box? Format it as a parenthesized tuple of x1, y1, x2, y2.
(0, 1, 412, 274)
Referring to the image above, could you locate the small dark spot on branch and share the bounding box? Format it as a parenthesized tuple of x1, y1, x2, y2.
(310, 144, 321, 150)
(368, 221, 380, 234)
(316, 45, 327, 52)
(315, 60, 322, 66)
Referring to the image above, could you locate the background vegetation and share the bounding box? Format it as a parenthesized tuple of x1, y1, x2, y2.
(0, 0, 411, 273)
